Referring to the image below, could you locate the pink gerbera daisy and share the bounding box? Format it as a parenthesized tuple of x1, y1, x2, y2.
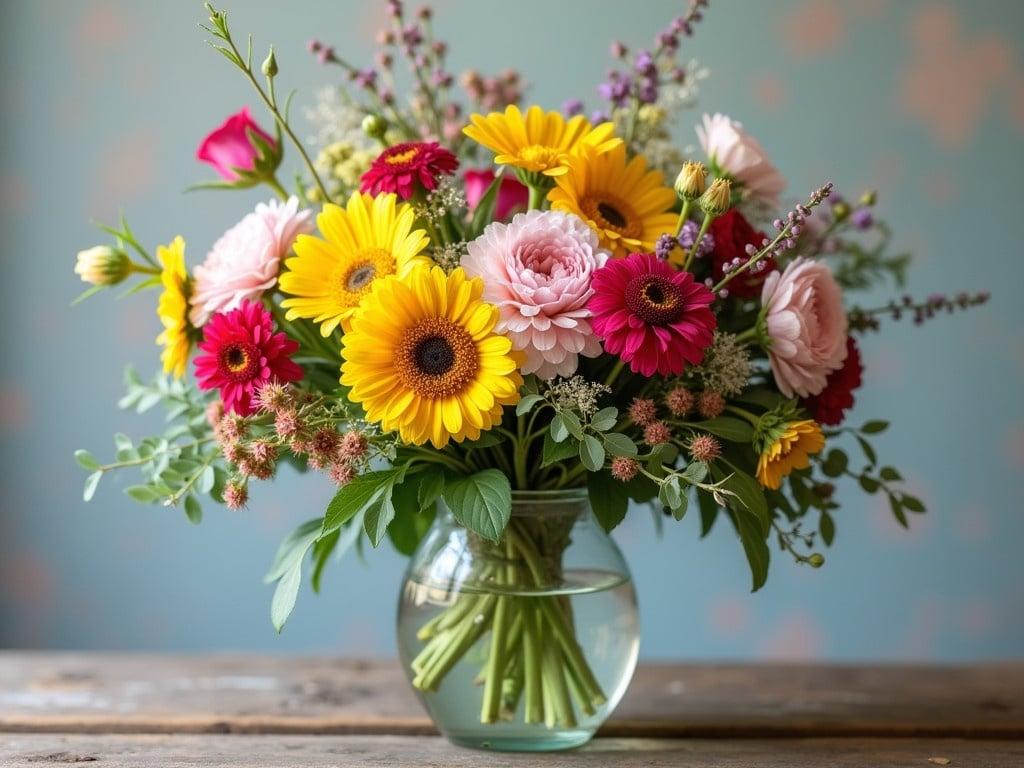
(588, 252, 717, 377)
(360, 141, 459, 199)
(194, 300, 303, 416)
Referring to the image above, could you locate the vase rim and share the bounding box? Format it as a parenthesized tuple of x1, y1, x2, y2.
(510, 488, 588, 503)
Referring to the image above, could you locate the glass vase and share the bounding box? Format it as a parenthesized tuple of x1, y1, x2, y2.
(396, 488, 639, 752)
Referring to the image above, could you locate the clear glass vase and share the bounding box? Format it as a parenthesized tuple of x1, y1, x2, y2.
(396, 488, 639, 752)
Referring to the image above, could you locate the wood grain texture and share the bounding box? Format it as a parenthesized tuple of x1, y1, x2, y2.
(3, 734, 1023, 767)
(1, 653, 1022, 738)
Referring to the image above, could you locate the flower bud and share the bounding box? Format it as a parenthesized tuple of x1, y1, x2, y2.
(675, 160, 707, 202)
(831, 200, 850, 221)
(261, 48, 279, 77)
(699, 177, 731, 216)
(858, 190, 877, 207)
(807, 553, 825, 568)
(74, 245, 130, 286)
(362, 113, 388, 140)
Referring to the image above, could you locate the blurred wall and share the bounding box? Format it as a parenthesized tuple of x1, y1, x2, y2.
(1, 0, 1022, 660)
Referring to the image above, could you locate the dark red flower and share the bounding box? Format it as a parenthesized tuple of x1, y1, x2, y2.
(802, 336, 863, 426)
(360, 141, 458, 199)
(708, 209, 775, 299)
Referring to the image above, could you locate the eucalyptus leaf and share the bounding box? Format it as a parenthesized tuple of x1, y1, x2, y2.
(83, 471, 102, 502)
(579, 434, 605, 472)
(75, 450, 99, 470)
(590, 407, 618, 432)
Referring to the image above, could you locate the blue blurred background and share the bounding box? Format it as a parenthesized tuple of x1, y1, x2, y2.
(1, 0, 1022, 660)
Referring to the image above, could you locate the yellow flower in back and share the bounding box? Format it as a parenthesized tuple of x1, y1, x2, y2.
(341, 265, 522, 448)
(155, 236, 193, 379)
(279, 191, 430, 336)
(756, 419, 825, 490)
(463, 105, 621, 178)
(548, 142, 677, 258)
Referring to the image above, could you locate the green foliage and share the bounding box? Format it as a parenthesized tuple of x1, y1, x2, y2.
(587, 470, 629, 532)
(690, 417, 754, 442)
(442, 469, 512, 541)
(321, 468, 406, 543)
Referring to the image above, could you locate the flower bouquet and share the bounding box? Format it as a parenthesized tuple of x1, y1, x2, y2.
(74, 0, 988, 752)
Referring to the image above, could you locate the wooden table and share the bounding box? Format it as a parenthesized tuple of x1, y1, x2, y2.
(1, 654, 1022, 766)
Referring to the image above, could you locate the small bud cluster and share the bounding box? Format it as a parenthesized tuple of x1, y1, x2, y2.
(413, 175, 466, 225)
(431, 241, 469, 274)
(546, 376, 611, 419)
(461, 70, 523, 111)
(848, 291, 990, 333)
(655, 221, 714, 263)
(688, 433, 721, 462)
(610, 456, 640, 483)
(688, 331, 751, 397)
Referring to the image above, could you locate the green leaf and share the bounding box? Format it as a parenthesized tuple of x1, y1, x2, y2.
(859, 475, 880, 494)
(363, 488, 397, 548)
(587, 470, 629, 532)
(310, 530, 340, 593)
(550, 413, 569, 443)
(461, 431, 504, 449)
(697, 490, 719, 538)
(184, 495, 203, 524)
(861, 420, 889, 434)
(388, 480, 436, 556)
(417, 469, 446, 512)
(901, 494, 925, 513)
(442, 469, 511, 541)
(265, 518, 324, 583)
(83, 471, 102, 502)
(682, 461, 709, 484)
(819, 511, 835, 546)
(856, 436, 877, 466)
(715, 463, 769, 536)
(691, 417, 754, 442)
(197, 465, 216, 494)
(889, 495, 908, 528)
(821, 449, 848, 478)
(590, 407, 618, 432)
(624, 474, 658, 503)
(879, 466, 902, 482)
(736, 388, 786, 410)
(658, 477, 682, 511)
(515, 393, 544, 416)
(125, 485, 161, 504)
(75, 450, 100, 470)
(579, 434, 605, 472)
(542, 431, 578, 466)
(561, 411, 584, 439)
(602, 432, 637, 457)
(270, 560, 304, 633)
(321, 469, 402, 537)
(735, 505, 771, 592)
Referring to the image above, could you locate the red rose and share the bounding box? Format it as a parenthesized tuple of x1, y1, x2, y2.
(802, 337, 863, 426)
(709, 209, 775, 299)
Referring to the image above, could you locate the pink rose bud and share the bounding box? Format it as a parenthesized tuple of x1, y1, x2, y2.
(463, 169, 528, 221)
(196, 107, 276, 181)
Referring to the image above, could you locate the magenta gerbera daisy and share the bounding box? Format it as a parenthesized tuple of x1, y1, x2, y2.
(588, 252, 717, 377)
(194, 300, 303, 416)
(360, 141, 459, 200)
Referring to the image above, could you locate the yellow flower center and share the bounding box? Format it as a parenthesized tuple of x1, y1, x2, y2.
(331, 249, 395, 307)
(518, 144, 562, 169)
(385, 147, 419, 165)
(580, 193, 642, 239)
(395, 317, 479, 399)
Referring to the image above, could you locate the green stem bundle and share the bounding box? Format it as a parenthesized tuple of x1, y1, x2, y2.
(409, 516, 606, 728)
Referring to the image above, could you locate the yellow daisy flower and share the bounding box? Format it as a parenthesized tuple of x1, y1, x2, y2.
(341, 265, 522, 448)
(155, 236, 193, 379)
(462, 104, 621, 178)
(548, 143, 678, 258)
(279, 191, 430, 336)
(755, 419, 825, 490)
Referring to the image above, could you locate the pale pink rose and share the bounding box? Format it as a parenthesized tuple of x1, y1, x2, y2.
(761, 257, 848, 398)
(190, 196, 313, 326)
(196, 107, 276, 181)
(462, 210, 609, 379)
(697, 113, 786, 207)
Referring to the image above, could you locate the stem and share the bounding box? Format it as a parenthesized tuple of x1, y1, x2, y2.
(725, 405, 760, 425)
(265, 174, 289, 201)
(604, 359, 626, 389)
(527, 184, 546, 211)
(683, 211, 713, 273)
(673, 199, 691, 237)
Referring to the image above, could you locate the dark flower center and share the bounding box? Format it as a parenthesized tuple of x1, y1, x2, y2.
(414, 336, 456, 376)
(597, 201, 627, 228)
(219, 341, 260, 381)
(625, 275, 686, 326)
(346, 263, 376, 292)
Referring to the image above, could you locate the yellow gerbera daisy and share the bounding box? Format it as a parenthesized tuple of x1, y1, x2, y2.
(155, 236, 193, 379)
(341, 265, 522, 448)
(462, 104, 621, 177)
(756, 419, 825, 490)
(279, 191, 430, 336)
(548, 143, 678, 258)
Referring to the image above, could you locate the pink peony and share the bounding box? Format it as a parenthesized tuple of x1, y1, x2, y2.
(462, 210, 609, 379)
(190, 196, 313, 327)
(589, 252, 716, 377)
(194, 300, 303, 416)
(196, 107, 276, 181)
(761, 257, 848, 398)
(464, 169, 529, 221)
(697, 113, 785, 207)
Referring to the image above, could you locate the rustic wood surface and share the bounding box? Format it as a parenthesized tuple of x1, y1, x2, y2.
(3, 734, 1023, 767)
(1, 653, 1022, 738)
